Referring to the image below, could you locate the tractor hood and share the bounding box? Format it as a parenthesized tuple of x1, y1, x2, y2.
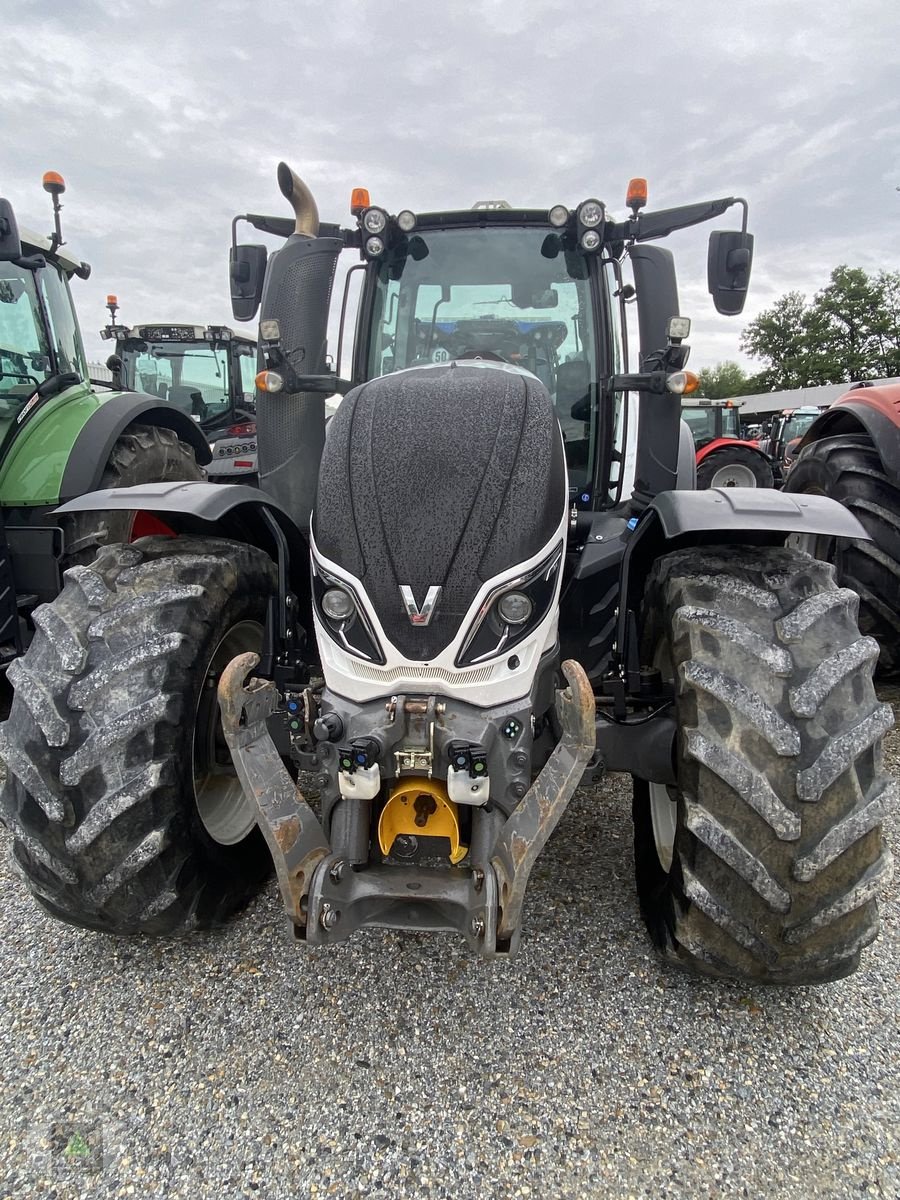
(313, 361, 566, 660)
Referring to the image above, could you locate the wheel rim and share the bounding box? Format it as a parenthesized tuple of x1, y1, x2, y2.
(709, 462, 757, 488)
(649, 640, 678, 873)
(193, 620, 263, 845)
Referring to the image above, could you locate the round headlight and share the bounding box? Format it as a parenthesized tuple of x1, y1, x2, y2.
(365, 235, 385, 257)
(578, 200, 604, 228)
(549, 204, 569, 228)
(363, 207, 387, 234)
(322, 588, 356, 621)
(580, 229, 601, 251)
(397, 209, 417, 232)
(497, 591, 533, 626)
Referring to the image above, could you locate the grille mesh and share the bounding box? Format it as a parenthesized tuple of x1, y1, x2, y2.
(349, 661, 495, 686)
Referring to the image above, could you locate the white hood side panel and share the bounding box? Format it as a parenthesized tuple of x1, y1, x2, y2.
(310, 509, 568, 709)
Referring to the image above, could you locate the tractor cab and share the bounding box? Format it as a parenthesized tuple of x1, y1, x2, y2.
(680, 397, 743, 449)
(102, 313, 259, 479)
(353, 215, 622, 498)
(763, 405, 824, 468)
(0, 185, 92, 463)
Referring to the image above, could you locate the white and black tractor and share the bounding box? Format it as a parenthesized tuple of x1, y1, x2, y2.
(1, 166, 893, 984)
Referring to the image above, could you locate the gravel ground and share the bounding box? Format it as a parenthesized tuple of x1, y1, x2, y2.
(1, 699, 898, 1200)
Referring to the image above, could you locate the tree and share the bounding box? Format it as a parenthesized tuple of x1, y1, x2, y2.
(696, 361, 757, 399)
(740, 292, 810, 390)
(740, 267, 900, 390)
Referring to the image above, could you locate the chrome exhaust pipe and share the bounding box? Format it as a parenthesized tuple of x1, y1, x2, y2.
(277, 161, 320, 237)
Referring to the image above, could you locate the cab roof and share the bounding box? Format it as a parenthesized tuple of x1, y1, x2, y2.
(19, 225, 85, 277)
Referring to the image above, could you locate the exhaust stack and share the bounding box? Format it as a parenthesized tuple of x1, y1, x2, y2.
(277, 162, 320, 237)
(256, 164, 341, 528)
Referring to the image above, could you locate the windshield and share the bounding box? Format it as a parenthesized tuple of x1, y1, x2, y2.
(783, 412, 818, 441)
(364, 226, 599, 489)
(121, 341, 231, 421)
(0, 260, 87, 414)
(682, 405, 740, 443)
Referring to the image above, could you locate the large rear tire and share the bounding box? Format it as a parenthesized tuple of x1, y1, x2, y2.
(632, 545, 894, 984)
(61, 424, 204, 567)
(785, 433, 900, 678)
(696, 446, 775, 489)
(0, 537, 276, 935)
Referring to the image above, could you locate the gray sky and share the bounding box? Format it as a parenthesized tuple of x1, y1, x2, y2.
(4, 0, 899, 373)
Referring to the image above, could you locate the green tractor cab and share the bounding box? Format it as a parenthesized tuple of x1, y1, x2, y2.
(0, 173, 207, 664)
(101, 306, 259, 480)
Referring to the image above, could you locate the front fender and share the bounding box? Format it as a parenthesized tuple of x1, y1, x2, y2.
(56, 480, 309, 601)
(797, 385, 900, 479)
(617, 487, 869, 661)
(694, 436, 768, 464)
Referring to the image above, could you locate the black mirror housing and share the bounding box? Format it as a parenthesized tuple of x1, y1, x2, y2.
(0, 199, 22, 262)
(230, 243, 268, 322)
(707, 230, 754, 315)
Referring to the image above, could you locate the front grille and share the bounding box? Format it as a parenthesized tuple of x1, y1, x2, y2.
(349, 661, 496, 686)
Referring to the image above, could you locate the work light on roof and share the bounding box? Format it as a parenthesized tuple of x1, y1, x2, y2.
(549, 205, 569, 228)
(365, 236, 385, 257)
(580, 229, 601, 251)
(363, 207, 388, 235)
(397, 210, 417, 233)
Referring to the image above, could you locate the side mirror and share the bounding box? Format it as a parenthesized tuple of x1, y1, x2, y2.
(230, 244, 268, 322)
(106, 353, 124, 388)
(707, 230, 754, 315)
(0, 199, 22, 262)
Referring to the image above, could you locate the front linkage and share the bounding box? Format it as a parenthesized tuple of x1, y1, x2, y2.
(219, 654, 595, 956)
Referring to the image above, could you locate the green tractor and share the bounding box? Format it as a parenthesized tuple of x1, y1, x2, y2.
(0, 173, 208, 664)
(0, 166, 892, 985)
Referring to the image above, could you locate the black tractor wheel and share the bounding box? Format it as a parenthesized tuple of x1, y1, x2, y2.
(696, 446, 775, 489)
(61, 424, 204, 567)
(785, 433, 900, 678)
(0, 536, 276, 935)
(632, 544, 894, 984)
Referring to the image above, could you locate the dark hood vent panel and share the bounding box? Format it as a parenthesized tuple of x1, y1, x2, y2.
(314, 363, 565, 661)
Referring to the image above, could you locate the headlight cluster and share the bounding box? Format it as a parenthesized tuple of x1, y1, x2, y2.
(456, 543, 563, 667)
(360, 207, 418, 259)
(576, 198, 606, 252)
(313, 564, 385, 663)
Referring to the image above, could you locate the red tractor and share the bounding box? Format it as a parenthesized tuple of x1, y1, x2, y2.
(758, 405, 825, 480)
(681, 398, 775, 488)
(785, 382, 900, 676)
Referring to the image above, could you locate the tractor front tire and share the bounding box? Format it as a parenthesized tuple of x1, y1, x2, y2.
(696, 446, 775, 489)
(61, 424, 204, 567)
(632, 545, 894, 984)
(0, 536, 276, 935)
(785, 433, 900, 678)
